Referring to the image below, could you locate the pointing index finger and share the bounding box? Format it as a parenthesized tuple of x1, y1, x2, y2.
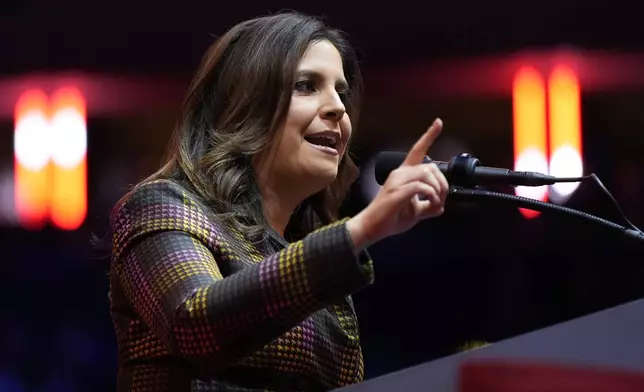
(402, 118, 443, 166)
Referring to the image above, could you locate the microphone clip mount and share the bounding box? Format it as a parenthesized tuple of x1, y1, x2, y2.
(444, 153, 481, 188)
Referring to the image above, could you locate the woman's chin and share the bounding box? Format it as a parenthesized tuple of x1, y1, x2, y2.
(303, 165, 339, 187)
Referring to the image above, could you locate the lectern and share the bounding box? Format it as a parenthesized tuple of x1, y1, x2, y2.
(335, 299, 644, 392)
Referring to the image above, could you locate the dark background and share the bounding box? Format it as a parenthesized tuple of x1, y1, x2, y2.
(1, 2, 644, 391)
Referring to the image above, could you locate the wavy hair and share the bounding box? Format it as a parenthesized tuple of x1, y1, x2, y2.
(114, 11, 363, 249)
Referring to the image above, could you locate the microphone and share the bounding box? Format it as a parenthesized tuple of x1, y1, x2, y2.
(374, 151, 558, 187)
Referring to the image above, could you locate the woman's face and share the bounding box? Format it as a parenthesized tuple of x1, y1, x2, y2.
(256, 40, 352, 191)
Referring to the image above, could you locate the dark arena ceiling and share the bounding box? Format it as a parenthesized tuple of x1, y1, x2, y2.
(1, 0, 641, 76)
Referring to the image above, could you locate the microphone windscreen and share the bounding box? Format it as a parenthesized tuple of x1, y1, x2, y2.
(374, 152, 406, 185)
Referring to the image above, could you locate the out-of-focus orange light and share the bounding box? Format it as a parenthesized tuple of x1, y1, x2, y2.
(14, 89, 51, 230)
(49, 87, 87, 230)
(512, 66, 549, 219)
(548, 65, 583, 204)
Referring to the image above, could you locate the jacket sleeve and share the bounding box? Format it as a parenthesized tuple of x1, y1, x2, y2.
(111, 180, 374, 369)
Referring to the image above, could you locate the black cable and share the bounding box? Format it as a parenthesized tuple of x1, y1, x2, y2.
(448, 187, 644, 243)
(548, 172, 642, 233)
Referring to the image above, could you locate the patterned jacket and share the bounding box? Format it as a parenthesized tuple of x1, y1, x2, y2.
(109, 179, 375, 391)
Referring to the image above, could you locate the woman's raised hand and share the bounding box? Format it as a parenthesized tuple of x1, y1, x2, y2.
(347, 119, 449, 251)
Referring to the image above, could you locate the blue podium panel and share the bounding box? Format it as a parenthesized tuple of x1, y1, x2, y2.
(336, 299, 644, 392)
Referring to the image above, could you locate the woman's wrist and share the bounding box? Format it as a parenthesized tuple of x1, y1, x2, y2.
(346, 212, 375, 253)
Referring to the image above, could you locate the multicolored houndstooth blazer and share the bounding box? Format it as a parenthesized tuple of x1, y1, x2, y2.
(109, 179, 375, 391)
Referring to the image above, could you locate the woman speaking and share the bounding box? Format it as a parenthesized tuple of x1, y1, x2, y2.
(109, 11, 449, 392)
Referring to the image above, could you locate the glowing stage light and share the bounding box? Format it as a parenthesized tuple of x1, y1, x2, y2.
(13, 87, 88, 231)
(49, 87, 88, 230)
(14, 89, 51, 230)
(547, 65, 583, 204)
(512, 66, 549, 219)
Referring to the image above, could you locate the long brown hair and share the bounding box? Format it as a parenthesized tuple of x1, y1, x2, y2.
(115, 11, 363, 248)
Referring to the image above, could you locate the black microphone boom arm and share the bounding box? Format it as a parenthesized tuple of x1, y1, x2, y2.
(449, 187, 644, 244)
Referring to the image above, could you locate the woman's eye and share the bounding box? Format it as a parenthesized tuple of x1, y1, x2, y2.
(294, 80, 316, 93)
